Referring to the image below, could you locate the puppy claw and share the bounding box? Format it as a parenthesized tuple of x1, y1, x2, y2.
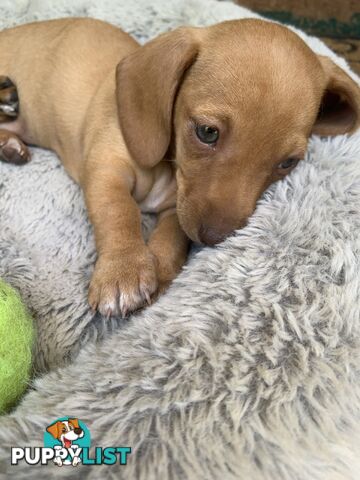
(143, 290, 151, 306)
(0, 104, 17, 117)
(88, 296, 98, 312)
(119, 291, 142, 318)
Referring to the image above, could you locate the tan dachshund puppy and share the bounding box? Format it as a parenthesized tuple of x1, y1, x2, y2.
(0, 18, 359, 317)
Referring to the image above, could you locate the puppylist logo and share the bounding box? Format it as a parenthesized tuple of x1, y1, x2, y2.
(11, 417, 131, 467)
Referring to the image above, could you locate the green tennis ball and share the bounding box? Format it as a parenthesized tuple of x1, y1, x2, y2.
(0, 279, 34, 414)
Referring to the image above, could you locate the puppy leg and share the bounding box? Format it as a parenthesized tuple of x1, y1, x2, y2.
(0, 130, 30, 165)
(148, 210, 189, 296)
(84, 161, 158, 318)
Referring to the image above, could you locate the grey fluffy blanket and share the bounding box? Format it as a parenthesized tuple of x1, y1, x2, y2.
(1, 1, 360, 479)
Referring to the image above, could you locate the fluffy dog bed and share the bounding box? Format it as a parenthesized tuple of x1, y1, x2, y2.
(1, 0, 360, 479)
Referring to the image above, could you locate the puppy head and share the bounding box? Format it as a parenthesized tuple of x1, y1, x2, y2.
(46, 419, 83, 442)
(117, 19, 360, 245)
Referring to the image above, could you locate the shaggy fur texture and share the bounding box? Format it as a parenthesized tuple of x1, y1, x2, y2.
(0, 1, 360, 479)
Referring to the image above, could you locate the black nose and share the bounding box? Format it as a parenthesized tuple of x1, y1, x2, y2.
(198, 224, 228, 246)
(74, 428, 82, 435)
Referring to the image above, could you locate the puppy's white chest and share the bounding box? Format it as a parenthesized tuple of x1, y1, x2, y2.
(138, 163, 177, 213)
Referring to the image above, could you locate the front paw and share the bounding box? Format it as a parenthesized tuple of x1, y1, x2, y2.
(88, 247, 158, 317)
(0, 131, 30, 165)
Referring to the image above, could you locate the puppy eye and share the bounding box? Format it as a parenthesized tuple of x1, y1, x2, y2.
(195, 124, 219, 145)
(278, 157, 300, 171)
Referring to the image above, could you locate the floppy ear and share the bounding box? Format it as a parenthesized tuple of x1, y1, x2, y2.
(46, 422, 60, 439)
(313, 56, 360, 136)
(116, 27, 199, 168)
(69, 418, 79, 429)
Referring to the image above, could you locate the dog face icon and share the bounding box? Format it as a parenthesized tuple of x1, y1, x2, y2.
(46, 418, 84, 449)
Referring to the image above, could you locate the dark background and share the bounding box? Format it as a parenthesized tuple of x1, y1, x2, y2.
(234, 0, 360, 74)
